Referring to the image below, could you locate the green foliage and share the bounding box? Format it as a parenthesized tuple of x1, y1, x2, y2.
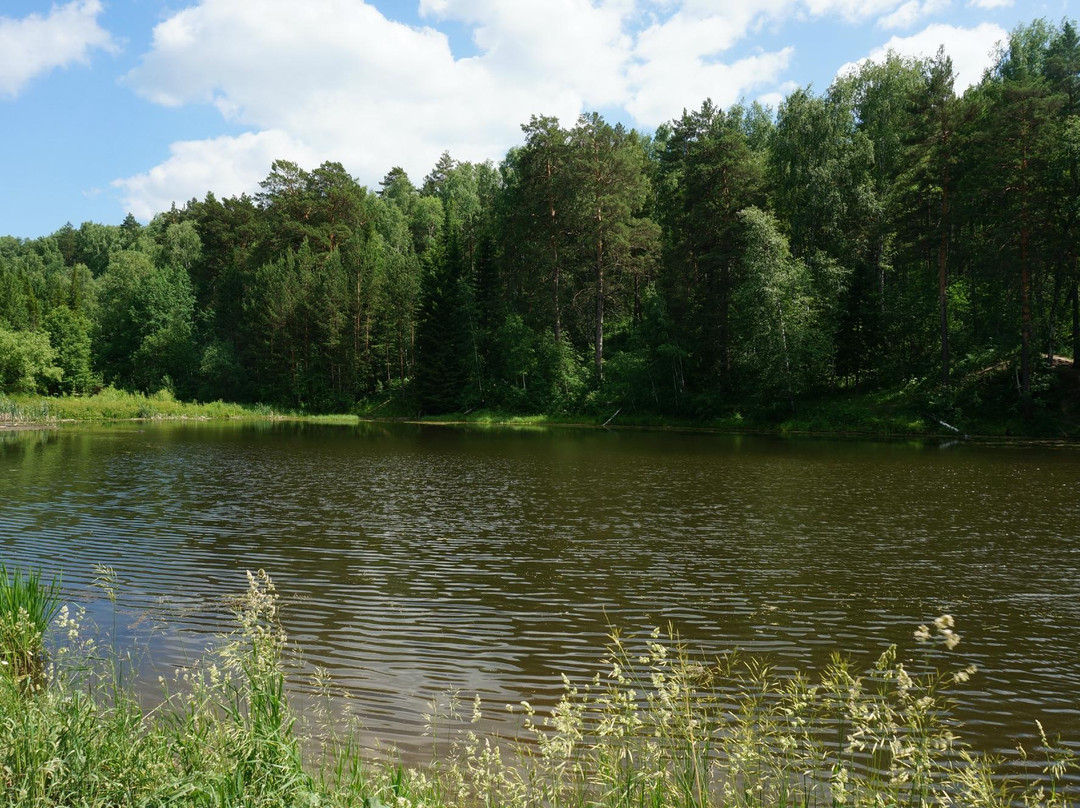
(655, 100, 766, 392)
(731, 207, 836, 409)
(413, 228, 476, 414)
(42, 306, 96, 394)
(601, 284, 688, 414)
(0, 327, 61, 394)
(94, 249, 197, 394)
(486, 314, 589, 413)
(3, 15, 1079, 425)
(197, 340, 244, 402)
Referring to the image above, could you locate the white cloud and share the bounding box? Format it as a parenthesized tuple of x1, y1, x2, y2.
(967, 0, 1011, 8)
(120, 0, 1013, 220)
(117, 0, 806, 218)
(111, 131, 317, 220)
(634, 4, 779, 60)
(837, 21, 1007, 90)
(420, 0, 635, 108)
(877, 0, 950, 31)
(758, 81, 800, 112)
(627, 48, 795, 124)
(0, 0, 116, 97)
(801, 0, 907, 23)
(118, 0, 592, 217)
(626, 1, 795, 124)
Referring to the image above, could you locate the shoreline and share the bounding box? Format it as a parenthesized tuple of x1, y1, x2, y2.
(4, 407, 1078, 448)
(3, 381, 1076, 443)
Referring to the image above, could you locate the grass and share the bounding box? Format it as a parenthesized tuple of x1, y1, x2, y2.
(0, 387, 277, 425)
(407, 368, 1079, 440)
(0, 569, 1076, 807)
(397, 402, 940, 439)
(0, 565, 61, 693)
(4, 351, 1077, 441)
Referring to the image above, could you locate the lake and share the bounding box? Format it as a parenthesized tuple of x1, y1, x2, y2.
(1, 420, 1078, 777)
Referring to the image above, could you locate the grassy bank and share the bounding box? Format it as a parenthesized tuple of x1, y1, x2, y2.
(4, 353, 1078, 440)
(0, 387, 276, 426)
(1, 567, 1076, 807)
(403, 402, 935, 437)
(404, 358, 1080, 439)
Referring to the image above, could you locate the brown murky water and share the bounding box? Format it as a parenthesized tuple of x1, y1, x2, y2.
(1, 420, 1078, 776)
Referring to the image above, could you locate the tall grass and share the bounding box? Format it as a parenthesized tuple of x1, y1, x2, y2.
(0, 564, 61, 692)
(0, 570, 1075, 807)
(1, 387, 276, 424)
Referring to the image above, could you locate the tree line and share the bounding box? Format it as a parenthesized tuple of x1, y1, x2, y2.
(2, 19, 1077, 420)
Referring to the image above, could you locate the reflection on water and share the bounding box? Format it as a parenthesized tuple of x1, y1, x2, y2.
(1, 421, 1078, 775)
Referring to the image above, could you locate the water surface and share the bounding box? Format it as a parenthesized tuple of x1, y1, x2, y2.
(1, 420, 1078, 773)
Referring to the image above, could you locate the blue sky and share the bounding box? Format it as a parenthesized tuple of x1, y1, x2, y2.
(0, 0, 1069, 239)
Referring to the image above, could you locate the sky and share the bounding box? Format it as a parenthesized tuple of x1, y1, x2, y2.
(0, 0, 1070, 239)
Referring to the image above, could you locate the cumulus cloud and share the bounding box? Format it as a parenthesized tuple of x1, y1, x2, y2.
(112, 131, 318, 220)
(121, 0, 1012, 221)
(967, 0, 1011, 8)
(877, 0, 950, 31)
(837, 22, 1008, 90)
(801, 0, 910, 23)
(0, 0, 116, 97)
(627, 2, 794, 122)
(117, 0, 805, 219)
(420, 0, 634, 108)
(119, 0, 589, 216)
(627, 48, 795, 123)
(758, 81, 801, 112)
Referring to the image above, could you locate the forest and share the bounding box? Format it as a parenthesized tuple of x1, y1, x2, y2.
(1, 18, 1078, 424)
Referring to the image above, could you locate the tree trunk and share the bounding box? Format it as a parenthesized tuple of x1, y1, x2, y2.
(938, 166, 950, 389)
(777, 298, 795, 414)
(548, 159, 562, 344)
(720, 264, 731, 376)
(1020, 216, 1033, 417)
(354, 275, 361, 373)
(1072, 280, 1079, 368)
(595, 235, 604, 380)
(1048, 258, 1064, 362)
(1018, 126, 1034, 418)
(553, 261, 561, 344)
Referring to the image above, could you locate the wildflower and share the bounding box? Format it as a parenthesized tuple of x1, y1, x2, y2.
(941, 629, 961, 650)
(896, 664, 913, 696)
(953, 664, 978, 683)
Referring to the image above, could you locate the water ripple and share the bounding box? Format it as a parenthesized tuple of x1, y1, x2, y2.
(1, 422, 1078, 767)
